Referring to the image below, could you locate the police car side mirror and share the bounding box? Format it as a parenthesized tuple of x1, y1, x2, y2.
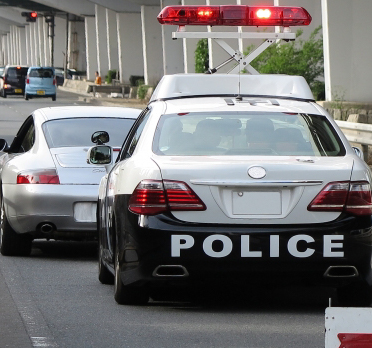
(87, 145, 112, 165)
(352, 147, 364, 161)
(91, 131, 109, 145)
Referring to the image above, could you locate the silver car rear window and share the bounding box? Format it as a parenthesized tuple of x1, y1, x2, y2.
(153, 112, 346, 156)
(43, 117, 135, 148)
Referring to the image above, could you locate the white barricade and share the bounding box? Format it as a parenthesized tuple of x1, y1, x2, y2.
(325, 307, 372, 348)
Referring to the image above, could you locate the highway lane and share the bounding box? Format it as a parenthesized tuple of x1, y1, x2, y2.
(0, 88, 86, 144)
(0, 92, 329, 348)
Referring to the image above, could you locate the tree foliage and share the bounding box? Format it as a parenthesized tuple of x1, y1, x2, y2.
(195, 39, 209, 73)
(244, 26, 324, 99)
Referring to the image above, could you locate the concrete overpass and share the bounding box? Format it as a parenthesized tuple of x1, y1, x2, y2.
(0, 0, 371, 103)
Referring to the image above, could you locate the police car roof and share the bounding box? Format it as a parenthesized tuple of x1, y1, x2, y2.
(162, 96, 322, 116)
(150, 74, 314, 102)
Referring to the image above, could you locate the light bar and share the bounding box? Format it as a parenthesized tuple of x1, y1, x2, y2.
(157, 5, 312, 26)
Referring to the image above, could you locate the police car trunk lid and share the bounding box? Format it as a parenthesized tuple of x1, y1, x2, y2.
(154, 155, 354, 224)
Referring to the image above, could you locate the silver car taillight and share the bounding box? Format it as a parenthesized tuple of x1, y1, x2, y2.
(17, 169, 60, 184)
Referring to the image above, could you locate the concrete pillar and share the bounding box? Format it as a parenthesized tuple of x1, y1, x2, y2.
(33, 22, 39, 65)
(54, 17, 66, 67)
(14, 26, 19, 64)
(10, 26, 15, 64)
(14, 26, 20, 64)
(160, 0, 184, 75)
(85, 16, 98, 81)
(25, 26, 30, 65)
(117, 12, 144, 84)
(0, 35, 6, 65)
(181, 0, 207, 73)
(322, 0, 372, 102)
(68, 19, 86, 71)
(37, 19, 45, 66)
(6, 34, 11, 65)
(141, 5, 164, 86)
(18, 27, 27, 65)
(43, 21, 50, 67)
(28, 24, 35, 65)
(95, 4, 109, 82)
(106, 9, 119, 73)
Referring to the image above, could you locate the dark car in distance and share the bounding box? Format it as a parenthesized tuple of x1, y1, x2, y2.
(0, 65, 28, 98)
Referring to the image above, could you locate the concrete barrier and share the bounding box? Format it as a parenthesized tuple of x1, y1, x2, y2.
(63, 79, 92, 94)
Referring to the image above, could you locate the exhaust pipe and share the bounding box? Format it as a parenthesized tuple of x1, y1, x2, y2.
(152, 265, 189, 277)
(324, 266, 359, 278)
(39, 223, 55, 234)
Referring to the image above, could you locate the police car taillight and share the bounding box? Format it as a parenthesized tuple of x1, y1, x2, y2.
(157, 5, 312, 26)
(308, 181, 372, 216)
(129, 179, 206, 215)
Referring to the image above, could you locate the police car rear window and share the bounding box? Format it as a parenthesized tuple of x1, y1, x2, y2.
(153, 112, 346, 156)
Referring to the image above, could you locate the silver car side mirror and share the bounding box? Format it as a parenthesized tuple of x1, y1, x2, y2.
(352, 147, 364, 161)
(0, 138, 9, 152)
(91, 131, 110, 145)
(87, 145, 112, 165)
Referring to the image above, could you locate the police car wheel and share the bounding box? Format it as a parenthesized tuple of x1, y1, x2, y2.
(98, 237, 114, 285)
(337, 282, 372, 307)
(114, 247, 148, 305)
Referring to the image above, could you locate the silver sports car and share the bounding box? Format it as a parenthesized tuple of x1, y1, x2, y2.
(0, 106, 140, 256)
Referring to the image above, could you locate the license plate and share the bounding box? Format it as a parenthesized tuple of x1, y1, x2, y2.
(232, 191, 282, 215)
(37, 90, 45, 95)
(15, 89, 22, 93)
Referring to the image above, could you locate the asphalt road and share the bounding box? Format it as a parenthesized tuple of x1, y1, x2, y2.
(0, 90, 330, 348)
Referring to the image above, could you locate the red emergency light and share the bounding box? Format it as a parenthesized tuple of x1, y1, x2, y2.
(157, 5, 312, 26)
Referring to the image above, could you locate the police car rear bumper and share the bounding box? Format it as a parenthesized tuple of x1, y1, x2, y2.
(117, 207, 372, 288)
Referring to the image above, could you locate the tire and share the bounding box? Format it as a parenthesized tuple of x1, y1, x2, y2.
(114, 247, 148, 305)
(52, 95, 56, 101)
(2, 90, 6, 98)
(337, 282, 372, 307)
(0, 199, 32, 256)
(98, 233, 114, 284)
(24, 94, 29, 101)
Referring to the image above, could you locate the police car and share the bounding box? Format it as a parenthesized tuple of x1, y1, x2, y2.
(88, 5, 372, 306)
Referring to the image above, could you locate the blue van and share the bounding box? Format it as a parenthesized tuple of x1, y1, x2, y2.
(25, 67, 57, 101)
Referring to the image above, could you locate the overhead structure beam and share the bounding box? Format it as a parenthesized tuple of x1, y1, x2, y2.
(0, 0, 56, 12)
(25, 0, 95, 16)
(0, 7, 28, 24)
(88, 0, 140, 13)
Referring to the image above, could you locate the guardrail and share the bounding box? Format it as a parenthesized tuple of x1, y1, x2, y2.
(335, 120, 372, 160)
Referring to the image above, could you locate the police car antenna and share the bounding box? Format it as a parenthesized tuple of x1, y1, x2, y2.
(236, 66, 242, 101)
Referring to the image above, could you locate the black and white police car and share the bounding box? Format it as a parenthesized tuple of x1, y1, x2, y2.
(88, 5, 372, 306)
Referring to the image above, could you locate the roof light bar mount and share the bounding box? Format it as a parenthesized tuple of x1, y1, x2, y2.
(173, 27, 296, 75)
